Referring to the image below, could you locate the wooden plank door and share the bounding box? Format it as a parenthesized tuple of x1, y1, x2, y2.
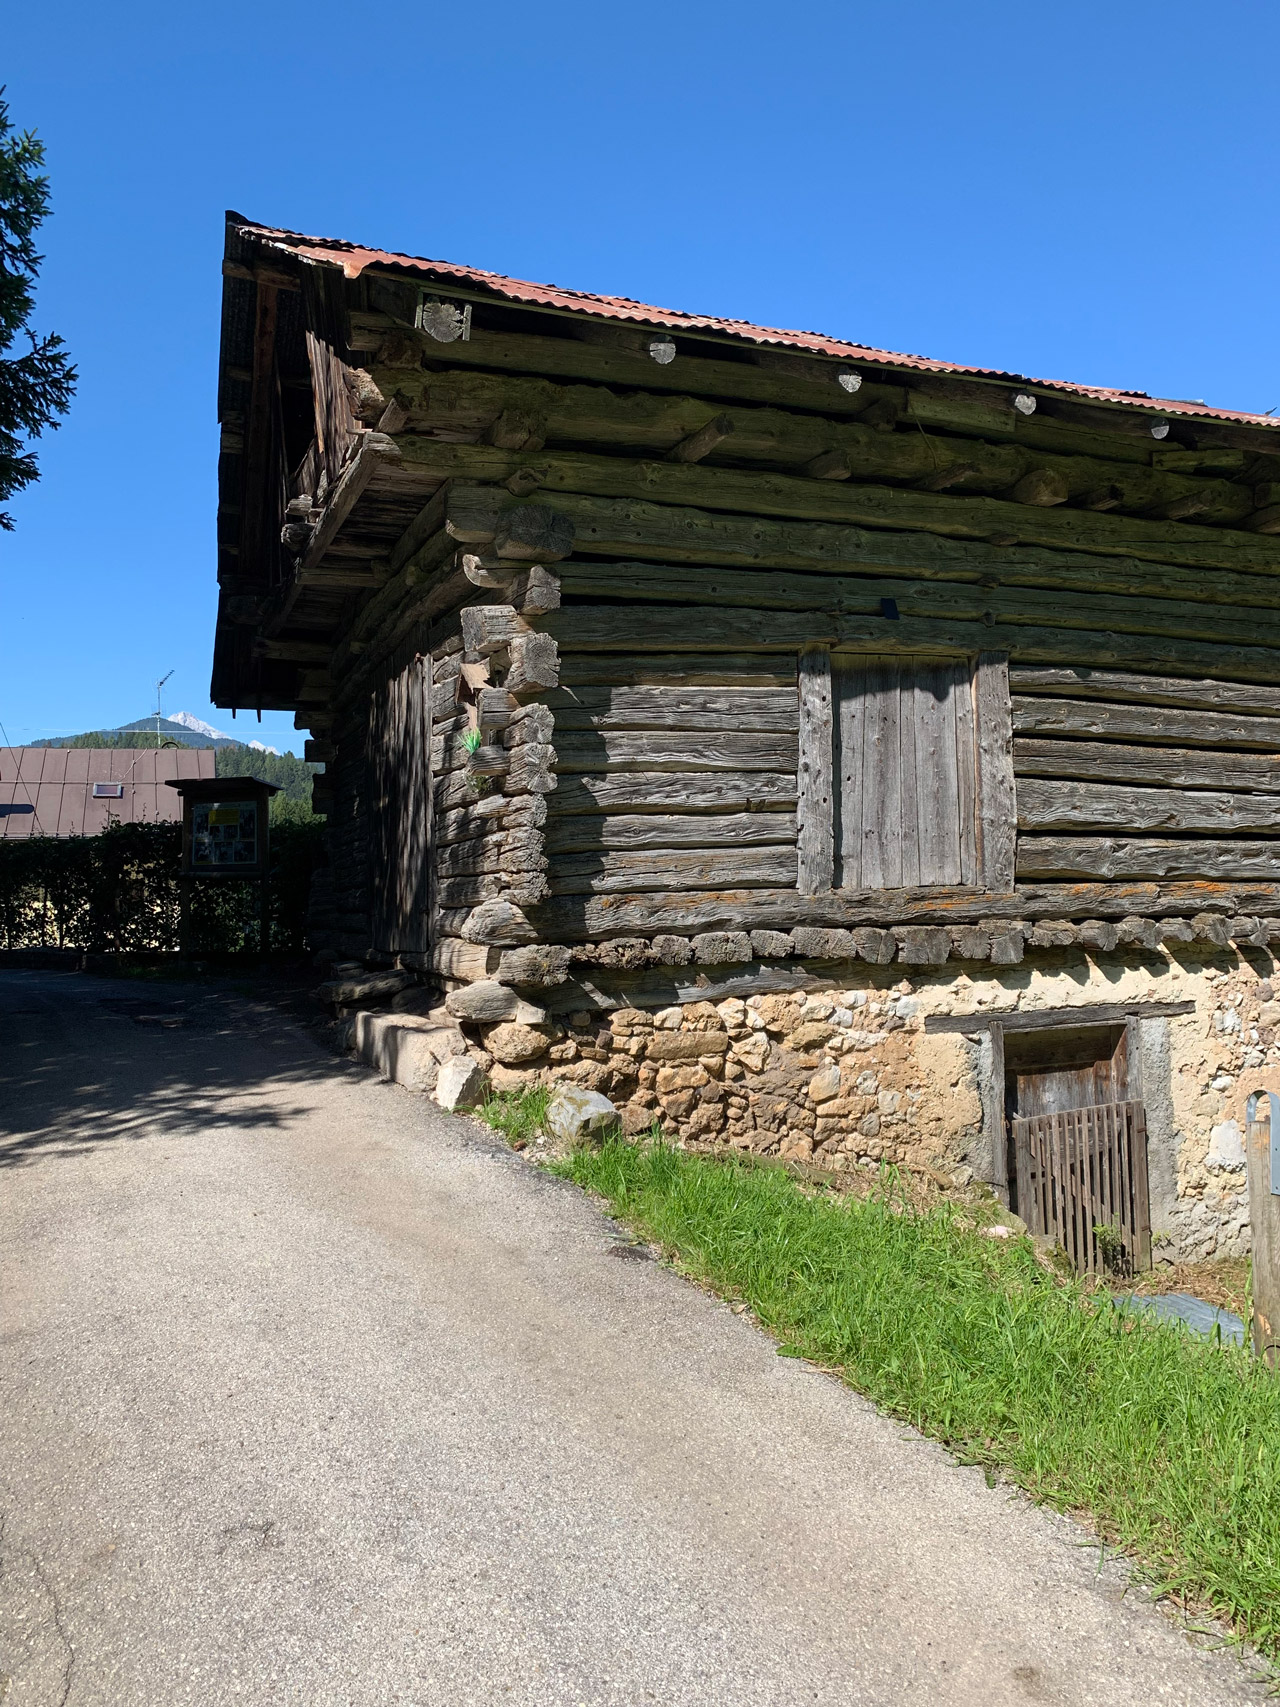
(368, 655, 432, 957)
(834, 653, 978, 890)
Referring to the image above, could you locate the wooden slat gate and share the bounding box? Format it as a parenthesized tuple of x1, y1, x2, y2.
(1012, 1100, 1151, 1274)
(368, 655, 432, 958)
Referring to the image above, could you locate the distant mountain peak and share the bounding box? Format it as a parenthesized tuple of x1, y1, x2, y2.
(170, 711, 227, 740)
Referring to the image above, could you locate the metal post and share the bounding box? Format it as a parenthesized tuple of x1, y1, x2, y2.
(1245, 1091, 1280, 1364)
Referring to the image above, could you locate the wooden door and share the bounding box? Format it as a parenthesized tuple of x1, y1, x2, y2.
(368, 655, 432, 957)
(834, 653, 978, 890)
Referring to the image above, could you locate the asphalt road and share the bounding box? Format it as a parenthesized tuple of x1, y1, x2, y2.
(0, 967, 1267, 1706)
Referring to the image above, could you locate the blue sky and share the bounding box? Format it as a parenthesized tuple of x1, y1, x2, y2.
(3, 1, 1277, 753)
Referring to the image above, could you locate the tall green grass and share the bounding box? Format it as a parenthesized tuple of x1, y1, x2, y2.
(557, 1139, 1280, 1658)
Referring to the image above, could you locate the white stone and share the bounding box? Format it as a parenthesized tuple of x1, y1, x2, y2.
(716, 998, 748, 1028)
(654, 1006, 684, 1030)
(808, 1063, 841, 1103)
(1206, 1119, 1246, 1173)
(801, 996, 835, 1022)
(984, 1224, 1012, 1239)
(731, 1035, 771, 1073)
(877, 1090, 901, 1115)
(1211, 1073, 1234, 1091)
(831, 1006, 854, 1028)
(546, 1083, 620, 1143)
(434, 1055, 489, 1111)
(855, 1071, 880, 1096)
(354, 1011, 467, 1092)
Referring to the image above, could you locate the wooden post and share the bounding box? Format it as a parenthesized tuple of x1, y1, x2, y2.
(1245, 1091, 1280, 1364)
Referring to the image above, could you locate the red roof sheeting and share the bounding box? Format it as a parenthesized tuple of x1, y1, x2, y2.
(0, 747, 214, 839)
(231, 215, 1279, 431)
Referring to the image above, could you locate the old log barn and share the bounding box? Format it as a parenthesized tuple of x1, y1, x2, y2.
(214, 212, 1280, 1271)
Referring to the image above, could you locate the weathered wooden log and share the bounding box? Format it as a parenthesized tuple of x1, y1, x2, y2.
(446, 980, 547, 1022)
(432, 940, 500, 980)
(1014, 739, 1280, 793)
(437, 874, 507, 908)
(552, 729, 798, 773)
(546, 771, 797, 815)
(1009, 665, 1280, 715)
(544, 684, 799, 732)
(1009, 468, 1069, 506)
(1019, 778, 1280, 834)
(503, 742, 558, 794)
(504, 631, 560, 698)
(1012, 697, 1280, 750)
(553, 557, 1275, 654)
(545, 606, 1280, 685)
(527, 882, 1280, 940)
(357, 316, 1249, 469)
(558, 651, 797, 687)
(460, 899, 538, 944)
(394, 436, 1280, 574)
(438, 798, 510, 844)
(548, 846, 797, 895)
(461, 604, 528, 658)
(1017, 839, 1280, 882)
(495, 944, 571, 986)
(667, 413, 734, 463)
(894, 926, 952, 965)
(544, 812, 797, 853)
(505, 702, 555, 745)
(492, 503, 575, 562)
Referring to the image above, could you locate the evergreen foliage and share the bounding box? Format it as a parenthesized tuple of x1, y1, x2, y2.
(0, 90, 75, 529)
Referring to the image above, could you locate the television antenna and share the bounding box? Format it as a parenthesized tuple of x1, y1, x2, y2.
(154, 670, 174, 747)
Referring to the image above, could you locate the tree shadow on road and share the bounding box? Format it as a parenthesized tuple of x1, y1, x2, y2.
(0, 969, 360, 1169)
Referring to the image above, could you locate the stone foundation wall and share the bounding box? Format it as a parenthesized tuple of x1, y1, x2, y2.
(462, 948, 1280, 1265)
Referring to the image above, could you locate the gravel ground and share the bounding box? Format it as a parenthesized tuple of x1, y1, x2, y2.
(0, 967, 1269, 1706)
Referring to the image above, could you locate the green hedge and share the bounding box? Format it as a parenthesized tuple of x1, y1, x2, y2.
(0, 819, 324, 954)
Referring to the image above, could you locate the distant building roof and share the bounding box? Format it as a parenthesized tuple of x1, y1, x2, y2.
(0, 747, 215, 839)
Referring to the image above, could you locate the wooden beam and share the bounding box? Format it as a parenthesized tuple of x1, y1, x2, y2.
(447, 487, 1280, 614)
(924, 1000, 1196, 1034)
(1018, 778, 1280, 834)
(1016, 838, 1280, 882)
(666, 413, 734, 463)
(543, 604, 1280, 685)
(545, 685, 798, 731)
(528, 880, 1280, 939)
(975, 653, 1016, 891)
(370, 364, 1257, 522)
(797, 648, 834, 895)
(1015, 738, 1280, 793)
(395, 438, 1280, 574)
(546, 772, 798, 815)
(351, 302, 1280, 457)
(552, 558, 1278, 654)
(1008, 665, 1280, 715)
(545, 813, 797, 852)
(1012, 696, 1280, 750)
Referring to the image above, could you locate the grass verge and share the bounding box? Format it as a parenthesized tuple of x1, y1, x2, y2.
(554, 1137, 1280, 1662)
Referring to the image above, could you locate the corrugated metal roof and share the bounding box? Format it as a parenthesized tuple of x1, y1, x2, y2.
(0, 748, 215, 840)
(230, 214, 1279, 432)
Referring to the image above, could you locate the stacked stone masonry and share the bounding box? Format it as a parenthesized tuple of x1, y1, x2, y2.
(449, 946, 1280, 1266)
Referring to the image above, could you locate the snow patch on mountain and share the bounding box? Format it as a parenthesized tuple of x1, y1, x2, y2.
(170, 711, 279, 754)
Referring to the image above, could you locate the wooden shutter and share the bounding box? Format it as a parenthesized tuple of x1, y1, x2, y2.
(368, 655, 432, 956)
(835, 653, 978, 888)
